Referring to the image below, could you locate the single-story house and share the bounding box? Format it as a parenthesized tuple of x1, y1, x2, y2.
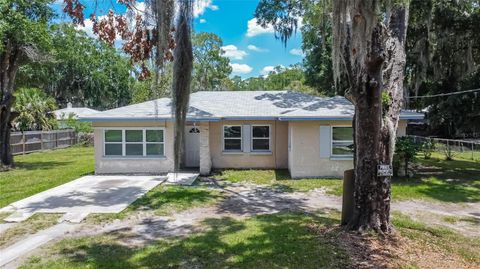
(82, 91, 423, 178)
(53, 102, 100, 128)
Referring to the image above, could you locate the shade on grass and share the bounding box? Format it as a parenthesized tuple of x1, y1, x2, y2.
(213, 154, 480, 203)
(21, 213, 351, 269)
(0, 146, 94, 207)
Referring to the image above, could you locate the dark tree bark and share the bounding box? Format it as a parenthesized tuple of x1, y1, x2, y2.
(0, 40, 21, 169)
(333, 1, 410, 233)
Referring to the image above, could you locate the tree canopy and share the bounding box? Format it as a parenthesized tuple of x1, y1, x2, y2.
(17, 24, 135, 110)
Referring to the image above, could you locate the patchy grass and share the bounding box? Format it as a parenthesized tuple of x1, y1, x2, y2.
(21, 211, 480, 269)
(21, 213, 351, 269)
(86, 184, 224, 224)
(0, 213, 62, 248)
(213, 154, 480, 203)
(212, 169, 343, 195)
(392, 153, 480, 202)
(0, 146, 94, 207)
(392, 212, 480, 265)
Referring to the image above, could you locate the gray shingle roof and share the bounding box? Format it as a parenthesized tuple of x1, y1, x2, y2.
(81, 91, 424, 121)
(53, 107, 100, 119)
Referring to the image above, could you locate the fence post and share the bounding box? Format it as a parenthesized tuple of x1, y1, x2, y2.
(473, 143, 475, 160)
(22, 133, 25, 155)
(40, 131, 44, 150)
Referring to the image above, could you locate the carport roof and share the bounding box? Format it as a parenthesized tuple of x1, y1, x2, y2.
(81, 91, 424, 122)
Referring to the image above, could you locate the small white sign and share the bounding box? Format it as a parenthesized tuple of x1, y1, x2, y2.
(377, 164, 393, 177)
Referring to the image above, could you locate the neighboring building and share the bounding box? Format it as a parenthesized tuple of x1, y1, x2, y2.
(81, 91, 423, 178)
(53, 102, 100, 128)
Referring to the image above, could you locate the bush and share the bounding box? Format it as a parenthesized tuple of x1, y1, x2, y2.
(421, 139, 435, 159)
(394, 137, 420, 177)
(60, 113, 93, 133)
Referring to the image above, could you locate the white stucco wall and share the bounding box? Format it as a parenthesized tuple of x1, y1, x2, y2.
(93, 121, 174, 174)
(287, 120, 409, 178)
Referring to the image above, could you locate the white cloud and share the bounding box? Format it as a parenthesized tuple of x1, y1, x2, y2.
(246, 18, 274, 37)
(194, 0, 219, 17)
(247, 45, 268, 52)
(230, 63, 253, 74)
(199, 18, 207, 23)
(221, 45, 248, 60)
(260, 66, 276, 76)
(289, 48, 305, 56)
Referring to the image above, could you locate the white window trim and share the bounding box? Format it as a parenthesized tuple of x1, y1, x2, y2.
(331, 125, 354, 157)
(222, 125, 242, 152)
(103, 127, 165, 158)
(251, 124, 271, 152)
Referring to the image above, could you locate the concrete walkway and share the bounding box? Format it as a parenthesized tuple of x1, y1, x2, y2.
(0, 175, 167, 223)
(0, 223, 78, 268)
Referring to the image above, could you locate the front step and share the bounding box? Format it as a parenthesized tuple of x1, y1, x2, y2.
(166, 173, 199, 185)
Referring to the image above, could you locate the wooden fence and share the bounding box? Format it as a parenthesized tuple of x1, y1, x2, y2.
(10, 129, 77, 155)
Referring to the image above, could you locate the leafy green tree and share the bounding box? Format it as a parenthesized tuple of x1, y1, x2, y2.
(192, 32, 232, 91)
(406, 0, 480, 137)
(17, 24, 135, 109)
(13, 88, 57, 131)
(0, 0, 53, 168)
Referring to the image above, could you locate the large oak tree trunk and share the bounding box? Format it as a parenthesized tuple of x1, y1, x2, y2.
(0, 41, 20, 169)
(337, 2, 409, 233)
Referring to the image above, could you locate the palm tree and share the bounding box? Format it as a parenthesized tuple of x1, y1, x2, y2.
(13, 88, 58, 131)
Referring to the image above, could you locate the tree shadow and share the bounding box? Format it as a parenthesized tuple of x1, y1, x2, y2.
(48, 213, 353, 269)
(13, 160, 74, 171)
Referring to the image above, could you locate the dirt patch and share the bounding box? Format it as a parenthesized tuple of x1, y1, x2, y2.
(308, 224, 476, 269)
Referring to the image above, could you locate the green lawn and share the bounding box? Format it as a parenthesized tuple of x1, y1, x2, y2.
(86, 184, 223, 224)
(0, 146, 94, 208)
(20, 211, 480, 269)
(21, 213, 351, 269)
(213, 154, 480, 203)
(212, 169, 343, 195)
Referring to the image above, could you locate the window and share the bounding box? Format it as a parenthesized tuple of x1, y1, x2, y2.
(331, 126, 354, 157)
(223, 125, 242, 151)
(104, 130, 122, 156)
(252, 125, 270, 151)
(104, 129, 164, 157)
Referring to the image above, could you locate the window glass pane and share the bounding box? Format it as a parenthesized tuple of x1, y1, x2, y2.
(147, 144, 164, 156)
(224, 126, 241, 138)
(253, 126, 269, 138)
(224, 139, 242, 150)
(332, 127, 353, 141)
(146, 130, 163, 142)
(105, 144, 122, 156)
(253, 139, 270, 150)
(332, 142, 354, 155)
(126, 144, 143, 156)
(126, 130, 143, 142)
(105, 130, 122, 142)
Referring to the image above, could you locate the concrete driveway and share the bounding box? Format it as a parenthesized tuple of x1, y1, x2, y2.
(0, 175, 167, 223)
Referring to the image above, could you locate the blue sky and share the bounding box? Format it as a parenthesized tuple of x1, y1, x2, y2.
(52, 0, 304, 78)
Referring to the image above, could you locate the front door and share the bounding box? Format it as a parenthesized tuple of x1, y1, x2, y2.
(185, 126, 200, 167)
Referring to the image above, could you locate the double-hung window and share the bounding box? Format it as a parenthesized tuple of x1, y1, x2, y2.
(331, 126, 354, 157)
(104, 130, 123, 156)
(252, 125, 270, 151)
(104, 129, 165, 157)
(223, 125, 242, 151)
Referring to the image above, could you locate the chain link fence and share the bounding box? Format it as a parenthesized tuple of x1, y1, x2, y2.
(409, 135, 480, 162)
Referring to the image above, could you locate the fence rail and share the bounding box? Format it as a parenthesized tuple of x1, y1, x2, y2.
(11, 129, 77, 155)
(408, 135, 480, 162)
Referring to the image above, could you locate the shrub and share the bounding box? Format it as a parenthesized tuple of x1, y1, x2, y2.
(394, 137, 420, 177)
(421, 139, 435, 159)
(13, 88, 58, 131)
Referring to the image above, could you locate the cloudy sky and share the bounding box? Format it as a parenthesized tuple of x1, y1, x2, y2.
(52, 0, 304, 78)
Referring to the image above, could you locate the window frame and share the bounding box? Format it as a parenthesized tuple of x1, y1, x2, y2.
(330, 125, 354, 157)
(222, 125, 242, 152)
(103, 127, 165, 158)
(251, 124, 271, 152)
